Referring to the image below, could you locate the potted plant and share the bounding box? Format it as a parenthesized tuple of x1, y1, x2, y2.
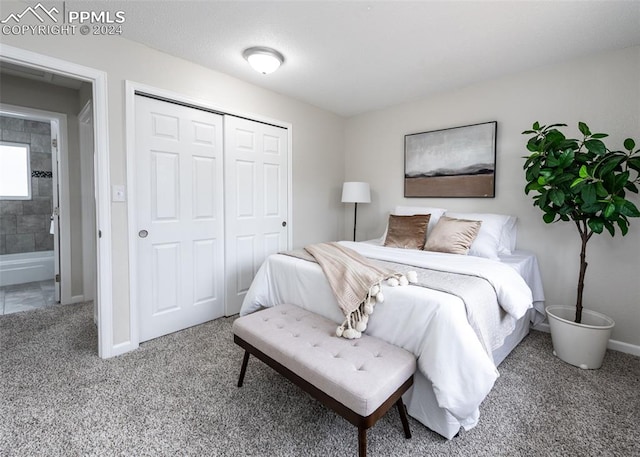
(522, 121, 640, 369)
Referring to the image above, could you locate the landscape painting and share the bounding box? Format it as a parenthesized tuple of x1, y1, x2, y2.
(404, 121, 497, 198)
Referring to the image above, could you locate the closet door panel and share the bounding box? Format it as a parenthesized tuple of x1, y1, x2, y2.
(224, 115, 289, 315)
(135, 95, 224, 342)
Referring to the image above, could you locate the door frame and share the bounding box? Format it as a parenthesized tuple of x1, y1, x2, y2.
(125, 80, 292, 348)
(0, 103, 69, 304)
(78, 100, 97, 320)
(0, 44, 114, 358)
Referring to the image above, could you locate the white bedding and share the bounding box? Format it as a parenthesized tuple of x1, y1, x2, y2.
(240, 241, 545, 438)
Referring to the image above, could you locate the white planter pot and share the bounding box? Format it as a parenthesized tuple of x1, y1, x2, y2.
(546, 305, 615, 369)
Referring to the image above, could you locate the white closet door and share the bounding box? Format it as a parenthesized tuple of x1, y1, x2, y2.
(135, 96, 225, 342)
(224, 115, 289, 315)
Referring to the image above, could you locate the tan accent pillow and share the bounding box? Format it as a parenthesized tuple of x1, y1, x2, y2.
(424, 216, 482, 255)
(383, 214, 431, 250)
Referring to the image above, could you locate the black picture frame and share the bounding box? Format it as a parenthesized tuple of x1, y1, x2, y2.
(404, 121, 497, 198)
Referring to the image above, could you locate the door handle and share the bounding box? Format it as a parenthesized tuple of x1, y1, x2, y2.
(138, 230, 148, 238)
(282, 221, 287, 227)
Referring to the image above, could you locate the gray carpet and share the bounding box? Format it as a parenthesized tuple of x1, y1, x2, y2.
(1, 303, 638, 457)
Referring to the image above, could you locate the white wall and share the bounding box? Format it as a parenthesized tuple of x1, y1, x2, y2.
(345, 46, 640, 347)
(2, 33, 346, 346)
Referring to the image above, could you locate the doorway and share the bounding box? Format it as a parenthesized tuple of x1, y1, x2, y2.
(0, 107, 63, 313)
(0, 44, 113, 358)
(0, 87, 92, 309)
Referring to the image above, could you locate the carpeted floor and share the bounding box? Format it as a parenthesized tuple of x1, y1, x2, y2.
(1, 302, 638, 456)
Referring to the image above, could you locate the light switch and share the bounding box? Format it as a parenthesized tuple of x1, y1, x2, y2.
(112, 185, 126, 202)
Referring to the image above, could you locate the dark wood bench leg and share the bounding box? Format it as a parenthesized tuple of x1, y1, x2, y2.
(396, 398, 411, 439)
(237, 351, 250, 387)
(358, 426, 367, 457)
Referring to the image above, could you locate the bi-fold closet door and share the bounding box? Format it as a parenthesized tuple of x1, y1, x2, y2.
(135, 95, 288, 343)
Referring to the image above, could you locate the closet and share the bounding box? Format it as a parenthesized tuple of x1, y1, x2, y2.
(134, 94, 288, 342)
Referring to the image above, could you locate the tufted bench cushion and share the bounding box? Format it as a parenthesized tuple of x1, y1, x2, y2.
(233, 304, 416, 456)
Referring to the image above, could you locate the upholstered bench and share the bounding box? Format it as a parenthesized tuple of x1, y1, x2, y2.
(233, 304, 416, 457)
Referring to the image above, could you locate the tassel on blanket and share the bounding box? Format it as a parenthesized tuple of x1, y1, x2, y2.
(336, 271, 417, 339)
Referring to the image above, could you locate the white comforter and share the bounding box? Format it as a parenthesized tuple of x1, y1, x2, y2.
(240, 241, 534, 434)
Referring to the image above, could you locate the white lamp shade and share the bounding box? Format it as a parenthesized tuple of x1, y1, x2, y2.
(341, 182, 371, 203)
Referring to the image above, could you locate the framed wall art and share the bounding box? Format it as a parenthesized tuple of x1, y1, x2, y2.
(404, 121, 497, 198)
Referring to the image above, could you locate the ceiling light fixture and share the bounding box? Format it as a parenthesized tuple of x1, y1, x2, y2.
(242, 46, 284, 75)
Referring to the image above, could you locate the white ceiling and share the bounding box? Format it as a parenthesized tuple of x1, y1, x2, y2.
(109, 1, 640, 117)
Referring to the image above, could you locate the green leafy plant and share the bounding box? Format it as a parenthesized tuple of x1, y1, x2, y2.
(523, 122, 640, 323)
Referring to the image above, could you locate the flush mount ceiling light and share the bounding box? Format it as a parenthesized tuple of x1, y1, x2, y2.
(242, 46, 285, 75)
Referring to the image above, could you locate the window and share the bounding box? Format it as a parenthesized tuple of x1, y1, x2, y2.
(0, 141, 31, 200)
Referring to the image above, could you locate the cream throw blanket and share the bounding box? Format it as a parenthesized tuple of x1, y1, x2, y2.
(303, 242, 414, 339)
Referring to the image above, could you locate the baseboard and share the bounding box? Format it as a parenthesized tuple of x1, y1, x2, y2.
(533, 322, 640, 357)
(606, 339, 640, 357)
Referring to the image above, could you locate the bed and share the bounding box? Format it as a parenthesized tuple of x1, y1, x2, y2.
(239, 207, 545, 439)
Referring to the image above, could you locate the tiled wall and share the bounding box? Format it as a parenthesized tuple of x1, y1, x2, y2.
(0, 115, 54, 255)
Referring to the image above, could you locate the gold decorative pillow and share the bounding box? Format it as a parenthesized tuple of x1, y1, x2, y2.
(423, 216, 482, 255)
(384, 214, 431, 250)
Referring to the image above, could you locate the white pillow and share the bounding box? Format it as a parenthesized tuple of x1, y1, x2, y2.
(499, 215, 518, 254)
(377, 206, 447, 245)
(444, 212, 516, 260)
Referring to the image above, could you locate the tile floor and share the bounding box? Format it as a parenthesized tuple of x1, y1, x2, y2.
(0, 280, 57, 315)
